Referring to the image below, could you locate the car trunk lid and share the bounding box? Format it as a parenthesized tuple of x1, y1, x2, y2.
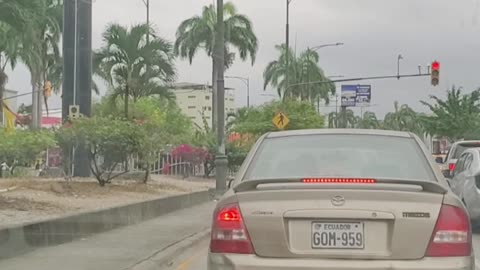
(235, 179, 445, 260)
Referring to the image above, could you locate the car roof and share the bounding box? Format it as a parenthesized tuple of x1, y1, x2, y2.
(452, 140, 480, 146)
(460, 147, 480, 154)
(266, 129, 413, 139)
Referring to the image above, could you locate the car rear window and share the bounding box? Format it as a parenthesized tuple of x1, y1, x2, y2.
(244, 134, 434, 181)
(452, 143, 480, 159)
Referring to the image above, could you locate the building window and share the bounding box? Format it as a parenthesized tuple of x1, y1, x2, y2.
(208, 106, 212, 111)
(206, 117, 211, 119)
(205, 96, 210, 100)
(188, 96, 196, 99)
(189, 116, 196, 120)
(188, 106, 196, 109)
(229, 98, 234, 102)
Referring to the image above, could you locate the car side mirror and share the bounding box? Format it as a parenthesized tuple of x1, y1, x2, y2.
(435, 157, 444, 164)
(227, 177, 234, 189)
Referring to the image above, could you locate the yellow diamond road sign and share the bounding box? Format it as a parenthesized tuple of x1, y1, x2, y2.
(273, 112, 289, 130)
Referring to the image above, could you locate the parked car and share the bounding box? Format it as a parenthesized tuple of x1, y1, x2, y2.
(440, 140, 480, 178)
(450, 147, 480, 225)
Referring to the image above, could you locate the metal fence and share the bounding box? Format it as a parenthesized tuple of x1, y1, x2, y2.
(45, 148, 240, 178)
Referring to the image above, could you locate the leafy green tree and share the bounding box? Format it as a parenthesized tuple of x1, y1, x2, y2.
(57, 117, 140, 186)
(94, 23, 176, 118)
(0, 129, 56, 177)
(421, 87, 480, 141)
(232, 99, 325, 136)
(263, 45, 335, 102)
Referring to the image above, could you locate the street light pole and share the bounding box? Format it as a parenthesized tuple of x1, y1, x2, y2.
(307, 43, 344, 108)
(225, 76, 250, 108)
(142, 0, 150, 43)
(285, 0, 292, 97)
(214, 0, 228, 197)
(397, 54, 403, 80)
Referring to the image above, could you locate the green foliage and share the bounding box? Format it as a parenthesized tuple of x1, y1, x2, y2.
(94, 23, 176, 118)
(57, 117, 140, 186)
(263, 45, 335, 102)
(0, 129, 56, 176)
(421, 86, 480, 141)
(174, 2, 258, 68)
(231, 100, 325, 136)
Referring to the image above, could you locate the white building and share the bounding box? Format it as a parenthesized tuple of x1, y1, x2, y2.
(172, 82, 236, 129)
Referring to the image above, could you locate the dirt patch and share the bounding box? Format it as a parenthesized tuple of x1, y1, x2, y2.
(0, 175, 214, 229)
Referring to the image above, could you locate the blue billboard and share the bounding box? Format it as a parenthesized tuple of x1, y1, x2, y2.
(341, 85, 372, 107)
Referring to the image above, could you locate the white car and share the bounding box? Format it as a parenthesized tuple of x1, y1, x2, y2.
(441, 141, 480, 178)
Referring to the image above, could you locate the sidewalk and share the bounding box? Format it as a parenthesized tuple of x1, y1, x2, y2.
(0, 202, 215, 270)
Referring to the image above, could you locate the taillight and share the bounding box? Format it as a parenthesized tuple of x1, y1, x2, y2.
(449, 163, 456, 172)
(302, 178, 376, 184)
(425, 204, 471, 257)
(210, 203, 254, 254)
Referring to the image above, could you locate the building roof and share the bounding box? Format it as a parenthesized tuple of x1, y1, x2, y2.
(171, 82, 234, 90)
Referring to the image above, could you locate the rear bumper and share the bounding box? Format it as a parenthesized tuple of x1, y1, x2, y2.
(208, 253, 474, 270)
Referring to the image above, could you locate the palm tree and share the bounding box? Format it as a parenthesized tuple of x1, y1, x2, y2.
(356, 111, 380, 129)
(383, 101, 424, 136)
(264, 45, 335, 101)
(94, 24, 176, 118)
(328, 109, 356, 128)
(0, 0, 42, 123)
(19, 0, 62, 122)
(174, 2, 258, 129)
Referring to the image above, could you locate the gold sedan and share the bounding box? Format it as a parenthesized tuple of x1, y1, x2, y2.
(208, 129, 473, 270)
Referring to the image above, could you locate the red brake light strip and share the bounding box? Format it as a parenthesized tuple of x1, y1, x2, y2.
(302, 178, 376, 184)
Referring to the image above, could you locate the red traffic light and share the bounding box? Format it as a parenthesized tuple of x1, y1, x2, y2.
(431, 61, 440, 86)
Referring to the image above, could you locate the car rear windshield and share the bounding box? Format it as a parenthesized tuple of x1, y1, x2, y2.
(452, 143, 480, 159)
(244, 134, 435, 181)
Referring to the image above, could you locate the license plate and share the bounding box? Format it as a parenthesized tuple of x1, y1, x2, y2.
(311, 222, 364, 249)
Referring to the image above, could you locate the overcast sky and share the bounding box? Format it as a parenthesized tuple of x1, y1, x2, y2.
(5, 0, 480, 117)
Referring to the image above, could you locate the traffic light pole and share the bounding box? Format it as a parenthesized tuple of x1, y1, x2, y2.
(285, 73, 432, 93)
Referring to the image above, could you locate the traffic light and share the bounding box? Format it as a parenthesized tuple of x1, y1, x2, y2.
(431, 61, 440, 86)
(43, 81, 52, 97)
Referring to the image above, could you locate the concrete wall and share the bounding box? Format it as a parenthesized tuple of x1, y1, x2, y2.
(0, 190, 213, 259)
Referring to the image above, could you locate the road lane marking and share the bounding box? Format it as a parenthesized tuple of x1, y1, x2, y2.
(176, 248, 205, 270)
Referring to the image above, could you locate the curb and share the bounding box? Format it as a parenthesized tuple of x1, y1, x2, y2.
(127, 228, 211, 270)
(0, 189, 215, 260)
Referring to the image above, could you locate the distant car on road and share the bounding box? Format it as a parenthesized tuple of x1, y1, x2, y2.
(450, 147, 480, 225)
(208, 129, 473, 270)
(440, 140, 480, 178)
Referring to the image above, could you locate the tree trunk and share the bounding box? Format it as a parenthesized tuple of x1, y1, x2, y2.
(124, 85, 129, 119)
(143, 161, 151, 184)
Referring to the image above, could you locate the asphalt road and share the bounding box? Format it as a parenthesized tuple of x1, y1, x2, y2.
(167, 234, 480, 270)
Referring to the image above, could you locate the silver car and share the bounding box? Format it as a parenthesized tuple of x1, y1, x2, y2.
(441, 141, 480, 178)
(450, 147, 480, 224)
(208, 129, 473, 270)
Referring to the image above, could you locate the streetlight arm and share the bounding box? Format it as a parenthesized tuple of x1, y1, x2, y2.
(310, 43, 344, 51)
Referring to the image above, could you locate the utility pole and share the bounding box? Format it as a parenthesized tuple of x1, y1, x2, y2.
(285, 0, 291, 97)
(214, 0, 227, 196)
(142, 0, 150, 44)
